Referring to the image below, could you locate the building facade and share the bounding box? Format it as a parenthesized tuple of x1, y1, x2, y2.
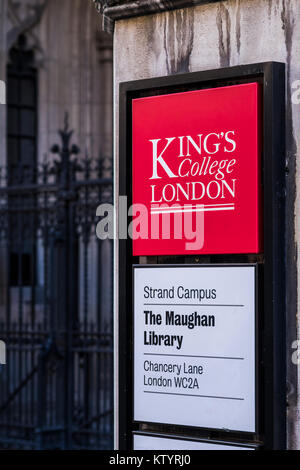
(0, 0, 114, 449)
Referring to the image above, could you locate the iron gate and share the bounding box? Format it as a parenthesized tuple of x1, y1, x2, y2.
(0, 115, 113, 449)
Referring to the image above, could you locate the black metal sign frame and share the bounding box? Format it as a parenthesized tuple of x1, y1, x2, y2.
(132, 431, 260, 450)
(118, 62, 286, 450)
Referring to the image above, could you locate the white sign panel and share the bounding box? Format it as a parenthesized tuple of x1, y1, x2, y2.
(133, 265, 256, 432)
(133, 434, 255, 450)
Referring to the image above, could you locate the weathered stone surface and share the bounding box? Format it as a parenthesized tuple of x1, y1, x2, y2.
(113, 0, 300, 449)
(93, 0, 219, 31)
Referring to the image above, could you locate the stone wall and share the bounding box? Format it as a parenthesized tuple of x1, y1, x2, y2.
(112, 0, 300, 449)
(2, 0, 112, 164)
(34, 0, 112, 162)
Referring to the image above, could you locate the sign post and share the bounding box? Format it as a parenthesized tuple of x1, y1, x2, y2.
(117, 62, 286, 450)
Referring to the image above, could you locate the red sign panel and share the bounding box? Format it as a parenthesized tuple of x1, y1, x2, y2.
(132, 83, 262, 256)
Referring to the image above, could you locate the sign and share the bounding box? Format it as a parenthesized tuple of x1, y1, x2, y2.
(133, 265, 256, 433)
(133, 433, 256, 450)
(120, 62, 286, 450)
(132, 83, 262, 256)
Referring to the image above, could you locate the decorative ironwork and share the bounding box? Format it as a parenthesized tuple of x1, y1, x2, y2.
(93, 0, 104, 13)
(7, 0, 49, 51)
(0, 118, 113, 449)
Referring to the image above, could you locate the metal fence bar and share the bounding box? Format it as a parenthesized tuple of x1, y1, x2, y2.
(0, 116, 113, 449)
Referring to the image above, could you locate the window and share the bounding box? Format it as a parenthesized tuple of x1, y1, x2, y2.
(7, 34, 37, 177)
(7, 34, 37, 287)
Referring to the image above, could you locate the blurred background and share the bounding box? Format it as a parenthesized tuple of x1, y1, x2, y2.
(0, 0, 114, 449)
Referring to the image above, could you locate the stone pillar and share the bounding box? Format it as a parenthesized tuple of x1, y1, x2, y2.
(97, 30, 113, 170)
(96, 30, 113, 331)
(96, 0, 300, 450)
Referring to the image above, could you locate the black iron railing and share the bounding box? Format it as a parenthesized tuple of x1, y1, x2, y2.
(0, 115, 113, 449)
